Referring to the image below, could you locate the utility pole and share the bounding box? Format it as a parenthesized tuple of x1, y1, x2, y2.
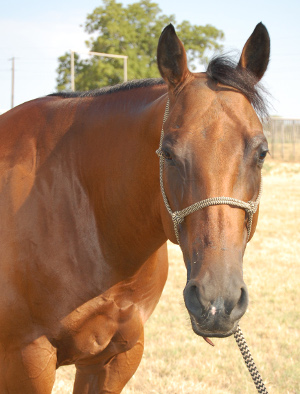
(9, 57, 15, 108)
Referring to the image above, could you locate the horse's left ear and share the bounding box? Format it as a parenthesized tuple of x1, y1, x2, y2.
(238, 22, 270, 81)
(157, 24, 190, 91)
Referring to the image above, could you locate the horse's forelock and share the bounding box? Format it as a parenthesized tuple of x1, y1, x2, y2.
(206, 55, 270, 120)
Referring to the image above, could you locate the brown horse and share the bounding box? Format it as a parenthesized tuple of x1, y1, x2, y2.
(0, 23, 270, 393)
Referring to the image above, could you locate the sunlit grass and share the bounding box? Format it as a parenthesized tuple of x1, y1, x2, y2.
(53, 161, 300, 393)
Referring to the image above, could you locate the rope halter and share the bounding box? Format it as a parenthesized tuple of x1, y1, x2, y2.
(156, 99, 263, 245)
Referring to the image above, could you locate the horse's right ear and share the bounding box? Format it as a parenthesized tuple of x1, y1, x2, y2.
(157, 24, 190, 92)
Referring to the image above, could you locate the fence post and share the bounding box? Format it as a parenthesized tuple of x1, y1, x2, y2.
(281, 122, 284, 160)
(271, 119, 275, 159)
(292, 120, 296, 161)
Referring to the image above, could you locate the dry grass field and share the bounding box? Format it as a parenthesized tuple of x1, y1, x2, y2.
(53, 161, 300, 394)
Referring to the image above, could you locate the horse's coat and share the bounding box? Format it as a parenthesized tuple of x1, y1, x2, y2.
(0, 23, 270, 393)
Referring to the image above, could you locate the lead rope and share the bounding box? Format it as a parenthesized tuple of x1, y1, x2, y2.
(156, 99, 268, 394)
(234, 326, 269, 393)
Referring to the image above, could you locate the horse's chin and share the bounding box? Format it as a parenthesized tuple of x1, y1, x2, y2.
(190, 316, 239, 339)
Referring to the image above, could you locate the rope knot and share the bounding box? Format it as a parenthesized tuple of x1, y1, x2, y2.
(172, 211, 184, 226)
(156, 148, 164, 158)
(248, 201, 257, 214)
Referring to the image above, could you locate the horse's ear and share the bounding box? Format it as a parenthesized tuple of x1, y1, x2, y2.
(238, 22, 270, 81)
(157, 24, 190, 91)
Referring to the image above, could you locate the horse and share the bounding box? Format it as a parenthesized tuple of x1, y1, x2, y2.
(0, 22, 270, 393)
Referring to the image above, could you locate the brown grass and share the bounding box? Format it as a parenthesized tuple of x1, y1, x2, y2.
(53, 161, 300, 393)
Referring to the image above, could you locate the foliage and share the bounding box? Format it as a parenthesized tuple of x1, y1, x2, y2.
(56, 0, 224, 91)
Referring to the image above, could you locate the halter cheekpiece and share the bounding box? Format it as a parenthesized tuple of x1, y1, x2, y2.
(156, 99, 262, 245)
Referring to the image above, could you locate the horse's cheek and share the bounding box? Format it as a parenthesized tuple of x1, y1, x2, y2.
(160, 204, 178, 244)
(248, 207, 260, 243)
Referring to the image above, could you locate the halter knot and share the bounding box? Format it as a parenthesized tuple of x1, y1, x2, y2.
(247, 201, 258, 214)
(172, 211, 184, 226)
(155, 148, 164, 158)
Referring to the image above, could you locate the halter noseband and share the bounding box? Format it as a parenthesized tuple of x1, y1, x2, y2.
(156, 99, 262, 245)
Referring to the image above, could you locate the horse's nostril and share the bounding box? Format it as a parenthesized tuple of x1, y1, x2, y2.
(238, 287, 248, 308)
(231, 285, 249, 321)
(184, 283, 205, 316)
(188, 285, 199, 307)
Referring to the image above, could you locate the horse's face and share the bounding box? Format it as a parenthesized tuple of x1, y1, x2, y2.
(157, 24, 270, 338)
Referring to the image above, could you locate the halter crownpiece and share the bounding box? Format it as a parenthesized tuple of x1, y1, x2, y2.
(156, 99, 263, 245)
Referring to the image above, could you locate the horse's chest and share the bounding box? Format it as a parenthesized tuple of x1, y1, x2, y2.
(57, 298, 143, 366)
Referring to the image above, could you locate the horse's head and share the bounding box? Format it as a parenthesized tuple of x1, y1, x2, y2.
(157, 23, 270, 338)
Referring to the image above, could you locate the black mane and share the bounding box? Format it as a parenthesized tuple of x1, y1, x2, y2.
(50, 55, 269, 119)
(48, 78, 165, 98)
(206, 54, 269, 119)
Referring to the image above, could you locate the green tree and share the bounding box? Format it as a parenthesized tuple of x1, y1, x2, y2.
(56, 0, 224, 91)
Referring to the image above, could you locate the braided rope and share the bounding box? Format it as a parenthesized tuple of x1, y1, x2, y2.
(156, 99, 263, 245)
(234, 326, 269, 393)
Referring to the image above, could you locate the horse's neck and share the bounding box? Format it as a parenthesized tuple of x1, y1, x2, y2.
(79, 88, 168, 272)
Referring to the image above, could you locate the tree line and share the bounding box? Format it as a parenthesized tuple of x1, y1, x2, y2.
(56, 0, 224, 91)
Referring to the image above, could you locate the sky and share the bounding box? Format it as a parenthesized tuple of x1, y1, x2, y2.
(1, 0, 299, 118)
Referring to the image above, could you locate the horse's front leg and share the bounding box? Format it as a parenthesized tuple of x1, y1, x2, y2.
(1, 335, 57, 394)
(73, 330, 144, 394)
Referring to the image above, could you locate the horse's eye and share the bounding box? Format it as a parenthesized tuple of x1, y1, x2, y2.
(162, 149, 173, 161)
(259, 150, 268, 161)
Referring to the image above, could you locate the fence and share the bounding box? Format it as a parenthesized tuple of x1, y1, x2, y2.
(263, 117, 300, 162)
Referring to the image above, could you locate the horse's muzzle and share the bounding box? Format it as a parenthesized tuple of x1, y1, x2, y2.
(183, 279, 249, 338)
